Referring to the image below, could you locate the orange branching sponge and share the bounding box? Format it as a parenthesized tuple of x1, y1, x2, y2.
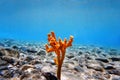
(45, 31, 73, 80)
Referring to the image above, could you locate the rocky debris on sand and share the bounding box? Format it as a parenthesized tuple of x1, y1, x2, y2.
(0, 39, 120, 80)
(0, 48, 19, 58)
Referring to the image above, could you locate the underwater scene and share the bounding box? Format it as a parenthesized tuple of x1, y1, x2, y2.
(0, 0, 120, 80)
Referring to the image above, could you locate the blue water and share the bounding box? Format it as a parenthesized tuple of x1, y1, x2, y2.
(0, 0, 120, 49)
